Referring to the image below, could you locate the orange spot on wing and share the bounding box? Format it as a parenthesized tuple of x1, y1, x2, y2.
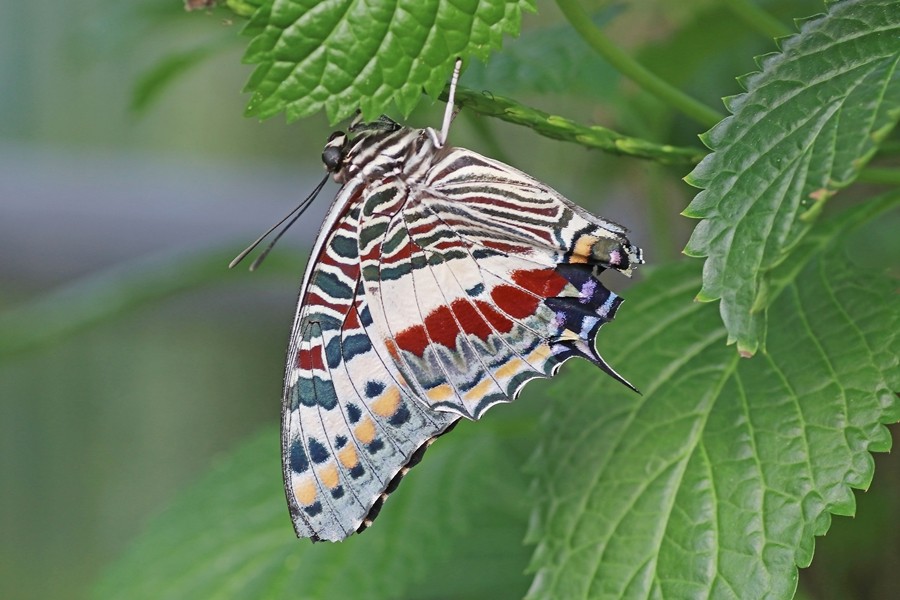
(385, 339, 400, 360)
(527, 345, 551, 363)
(293, 479, 317, 506)
(463, 378, 498, 402)
(496, 358, 525, 379)
(320, 464, 339, 489)
(354, 418, 376, 444)
(338, 445, 358, 469)
(371, 387, 401, 417)
(427, 384, 453, 402)
(571, 234, 599, 262)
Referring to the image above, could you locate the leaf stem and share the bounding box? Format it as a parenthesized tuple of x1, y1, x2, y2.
(857, 167, 900, 186)
(554, 0, 723, 128)
(445, 86, 707, 165)
(722, 0, 792, 39)
(875, 140, 900, 155)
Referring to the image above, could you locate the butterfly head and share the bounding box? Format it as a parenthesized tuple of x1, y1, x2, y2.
(322, 131, 349, 178)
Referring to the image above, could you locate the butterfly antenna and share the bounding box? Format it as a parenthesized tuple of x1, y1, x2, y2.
(229, 173, 331, 270)
(438, 58, 463, 147)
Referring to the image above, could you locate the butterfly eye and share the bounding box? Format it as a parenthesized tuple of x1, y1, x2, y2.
(322, 132, 347, 172)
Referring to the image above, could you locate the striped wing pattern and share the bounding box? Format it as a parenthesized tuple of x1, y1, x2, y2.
(283, 122, 642, 542)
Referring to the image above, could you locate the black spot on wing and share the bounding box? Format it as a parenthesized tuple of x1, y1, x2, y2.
(289, 440, 309, 474)
(303, 501, 323, 517)
(388, 403, 411, 426)
(365, 380, 385, 397)
(307, 437, 330, 464)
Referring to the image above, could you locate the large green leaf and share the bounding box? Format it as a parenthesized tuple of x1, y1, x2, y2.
(93, 421, 532, 599)
(525, 241, 898, 596)
(682, 0, 900, 355)
(241, 0, 535, 124)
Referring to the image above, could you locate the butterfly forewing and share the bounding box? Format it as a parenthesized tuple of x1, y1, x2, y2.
(282, 181, 457, 542)
(282, 120, 642, 542)
(425, 149, 641, 273)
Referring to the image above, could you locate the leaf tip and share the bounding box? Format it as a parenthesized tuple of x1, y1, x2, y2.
(736, 336, 759, 357)
(721, 94, 743, 115)
(693, 290, 717, 303)
(681, 244, 703, 257)
(243, 92, 263, 117)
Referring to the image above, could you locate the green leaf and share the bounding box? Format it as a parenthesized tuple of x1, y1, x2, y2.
(241, 0, 535, 124)
(682, 0, 900, 355)
(461, 8, 620, 98)
(93, 421, 532, 599)
(761, 189, 900, 319)
(525, 252, 898, 598)
(226, 0, 266, 18)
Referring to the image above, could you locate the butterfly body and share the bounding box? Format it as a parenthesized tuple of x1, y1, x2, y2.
(278, 115, 642, 542)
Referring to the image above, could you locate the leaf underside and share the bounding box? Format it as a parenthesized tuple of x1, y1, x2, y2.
(525, 248, 899, 599)
(682, 0, 900, 355)
(241, 0, 535, 124)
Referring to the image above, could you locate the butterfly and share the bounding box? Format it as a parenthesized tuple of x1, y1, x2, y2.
(233, 60, 643, 542)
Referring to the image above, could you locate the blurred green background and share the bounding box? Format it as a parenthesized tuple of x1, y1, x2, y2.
(1, 2, 896, 599)
(0, 3, 332, 599)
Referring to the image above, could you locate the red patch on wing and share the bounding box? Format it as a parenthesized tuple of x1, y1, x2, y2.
(426, 305, 461, 348)
(474, 300, 514, 333)
(450, 299, 491, 341)
(490, 285, 539, 319)
(296, 346, 325, 370)
(512, 268, 568, 297)
(490, 268, 568, 319)
(392, 269, 565, 356)
(343, 306, 361, 330)
(394, 323, 430, 356)
(382, 240, 416, 264)
(394, 299, 514, 355)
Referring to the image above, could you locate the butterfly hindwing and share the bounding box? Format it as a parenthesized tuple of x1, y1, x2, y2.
(356, 139, 641, 419)
(424, 147, 641, 388)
